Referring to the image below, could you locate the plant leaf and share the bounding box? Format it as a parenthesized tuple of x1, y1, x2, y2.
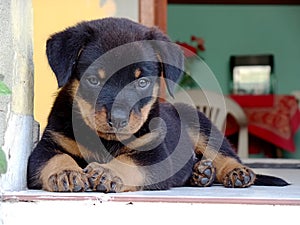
(0, 147, 8, 174)
(0, 81, 11, 95)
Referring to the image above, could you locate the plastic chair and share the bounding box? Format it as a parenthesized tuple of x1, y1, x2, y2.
(173, 89, 249, 159)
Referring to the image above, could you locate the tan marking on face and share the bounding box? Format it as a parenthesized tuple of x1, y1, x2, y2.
(75, 82, 159, 141)
(75, 97, 117, 140)
(134, 68, 142, 79)
(124, 83, 159, 135)
(94, 107, 121, 140)
(75, 95, 123, 140)
(100, 83, 159, 140)
(98, 69, 106, 79)
(74, 95, 95, 129)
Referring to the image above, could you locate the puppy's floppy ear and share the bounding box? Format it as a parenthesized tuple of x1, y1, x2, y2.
(147, 27, 184, 97)
(46, 24, 92, 87)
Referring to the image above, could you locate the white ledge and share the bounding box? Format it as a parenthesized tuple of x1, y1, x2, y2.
(2, 168, 300, 205)
(1, 168, 300, 225)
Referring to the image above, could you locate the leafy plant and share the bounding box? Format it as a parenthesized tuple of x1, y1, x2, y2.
(0, 80, 11, 95)
(0, 147, 7, 174)
(0, 79, 10, 174)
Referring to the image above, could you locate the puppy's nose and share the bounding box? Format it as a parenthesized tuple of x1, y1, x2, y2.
(108, 108, 129, 129)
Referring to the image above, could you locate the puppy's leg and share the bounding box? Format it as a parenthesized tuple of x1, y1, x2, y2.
(190, 131, 255, 188)
(84, 154, 145, 193)
(211, 153, 255, 188)
(39, 153, 89, 192)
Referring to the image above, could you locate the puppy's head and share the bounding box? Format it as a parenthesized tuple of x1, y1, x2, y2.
(46, 18, 184, 140)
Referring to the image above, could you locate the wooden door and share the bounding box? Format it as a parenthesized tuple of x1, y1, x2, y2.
(139, 0, 167, 33)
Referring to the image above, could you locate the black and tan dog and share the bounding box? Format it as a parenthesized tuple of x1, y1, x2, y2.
(27, 18, 288, 192)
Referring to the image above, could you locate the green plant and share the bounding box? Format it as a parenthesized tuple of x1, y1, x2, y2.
(0, 79, 10, 174)
(0, 147, 7, 174)
(179, 72, 199, 90)
(178, 57, 200, 90)
(0, 80, 11, 95)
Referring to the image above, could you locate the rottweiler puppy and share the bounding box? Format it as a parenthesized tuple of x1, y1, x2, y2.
(27, 18, 288, 192)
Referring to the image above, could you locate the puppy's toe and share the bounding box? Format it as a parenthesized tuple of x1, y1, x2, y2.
(47, 170, 89, 192)
(223, 167, 256, 188)
(189, 159, 216, 187)
(84, 162, 123, 193)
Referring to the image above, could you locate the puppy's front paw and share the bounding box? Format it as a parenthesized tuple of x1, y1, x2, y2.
(84, 162, 123, 193)
(223, 167, 256, 188)
(46, 170, 89, 192)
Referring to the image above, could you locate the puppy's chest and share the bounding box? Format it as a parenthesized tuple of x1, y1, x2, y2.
(83, 139, 125, 163)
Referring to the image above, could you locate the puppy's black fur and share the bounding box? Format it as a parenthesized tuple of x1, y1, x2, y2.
(27, 18, 288, 192)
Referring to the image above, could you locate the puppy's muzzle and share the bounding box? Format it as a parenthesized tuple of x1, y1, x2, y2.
(108, 106, 129, 130)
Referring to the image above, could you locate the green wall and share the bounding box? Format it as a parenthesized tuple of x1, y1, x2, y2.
(167, 5, 300, 95)
(168, 5, 300, 158)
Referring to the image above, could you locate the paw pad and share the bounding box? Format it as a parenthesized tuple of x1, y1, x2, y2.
(190, 159, 216, 187)
(223, 167, 256, 188)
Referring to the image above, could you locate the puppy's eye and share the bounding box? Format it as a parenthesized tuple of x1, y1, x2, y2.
(137, 78, 150, 89)
(86, 76, 100, 86)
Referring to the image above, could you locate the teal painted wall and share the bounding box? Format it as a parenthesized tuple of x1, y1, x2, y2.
(167, 5, 300, 95)
(167, 5, 300, 158)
